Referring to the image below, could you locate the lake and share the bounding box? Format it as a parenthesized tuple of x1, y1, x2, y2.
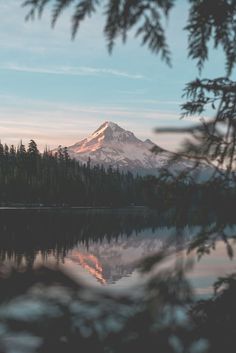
(0, 207, 235, 298)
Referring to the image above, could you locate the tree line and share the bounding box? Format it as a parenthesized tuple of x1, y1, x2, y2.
(0, 139, 144, 206)
(0, 139, 235, 208)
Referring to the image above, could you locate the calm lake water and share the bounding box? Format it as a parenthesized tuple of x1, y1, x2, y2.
(0, 207, 235, 297)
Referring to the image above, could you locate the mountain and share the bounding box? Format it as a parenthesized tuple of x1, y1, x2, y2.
(68, 230, 169, 285)
(67, 226, 196, 286)
(67, 121, 185, 175)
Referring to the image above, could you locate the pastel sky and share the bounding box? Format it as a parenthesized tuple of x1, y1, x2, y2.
(0, 0, 228, 151)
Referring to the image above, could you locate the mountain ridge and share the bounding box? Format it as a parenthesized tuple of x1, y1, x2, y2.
(67, 121, 172, 174)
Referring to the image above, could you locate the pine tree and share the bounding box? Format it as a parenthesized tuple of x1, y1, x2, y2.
(0, 142, 4, 158)
(27, 139, 39, 156)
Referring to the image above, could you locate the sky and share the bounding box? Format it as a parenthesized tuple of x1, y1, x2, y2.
(0, 0, 229, 151)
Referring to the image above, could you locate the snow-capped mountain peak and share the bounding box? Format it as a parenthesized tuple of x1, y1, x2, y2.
(67, 121, 170, 174)
(66, 121, 212, 178)
(89, 121, 139, 143)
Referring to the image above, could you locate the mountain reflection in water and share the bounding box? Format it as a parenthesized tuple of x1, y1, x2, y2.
(69, 251, 106, 285)
(0, 208, 236, 295)
(1, 208, 236, 353)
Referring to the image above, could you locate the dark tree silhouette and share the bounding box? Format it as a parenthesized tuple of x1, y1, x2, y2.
(22, 0, 174, 64)
(21, 0, 236, 73)
(27, 139, 39, 156)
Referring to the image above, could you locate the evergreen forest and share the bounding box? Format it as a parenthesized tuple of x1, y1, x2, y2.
(0, 139, 235, 210)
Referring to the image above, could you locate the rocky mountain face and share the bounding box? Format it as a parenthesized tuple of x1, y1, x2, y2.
(67, 121, 184, 175)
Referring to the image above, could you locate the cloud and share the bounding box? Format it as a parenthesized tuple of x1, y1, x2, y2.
(0, 94, 202, 153)
(116, 89, 147, 95)
(0, 63, 146, 80)
(0, 93, 201, 127)
(136, 99, 181, 105)
(122, 99, 182, 106)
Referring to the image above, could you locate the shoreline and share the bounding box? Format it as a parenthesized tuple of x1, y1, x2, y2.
(0, 205, 148, 211)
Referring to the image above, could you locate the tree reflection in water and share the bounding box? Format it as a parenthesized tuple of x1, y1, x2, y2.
(0, 208, 235, 353)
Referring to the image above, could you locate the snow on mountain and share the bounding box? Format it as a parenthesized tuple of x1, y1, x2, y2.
(68, 121, 176, 174)
(68, 229, 169, 285)
(67, 226, 196, 285)
(66, 121, 215, 179)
